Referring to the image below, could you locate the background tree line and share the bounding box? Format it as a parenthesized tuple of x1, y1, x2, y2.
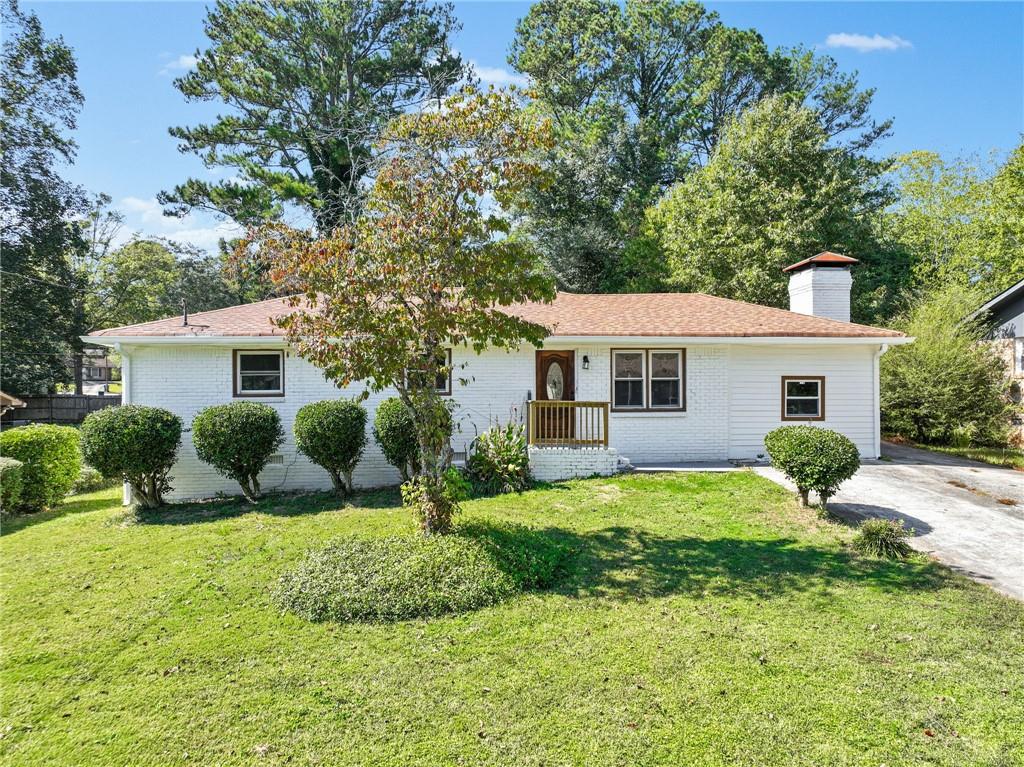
(3, 0, 1021, 450)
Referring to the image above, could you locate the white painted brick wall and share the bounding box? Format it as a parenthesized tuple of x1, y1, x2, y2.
(528, 446, 618, 481)
(788, 267, 852, 323)
(123, 338, 882, 499)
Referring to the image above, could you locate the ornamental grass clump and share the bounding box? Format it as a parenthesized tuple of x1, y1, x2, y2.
(853, 518, 914, 559)
(764, 425, 860, 509)
(294, 399, 367, 495)
(0, 424, 80, 513)
(192, 402, 284, 502)
(80, 405, 182, 508)
(274, 521, 569, 623)
(468, 422, 532, 495)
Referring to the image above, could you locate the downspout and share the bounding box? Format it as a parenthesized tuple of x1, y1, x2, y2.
(873, 343, 890, 458)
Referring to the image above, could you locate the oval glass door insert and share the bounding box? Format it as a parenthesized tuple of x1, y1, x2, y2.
(546, 361, 564, 400)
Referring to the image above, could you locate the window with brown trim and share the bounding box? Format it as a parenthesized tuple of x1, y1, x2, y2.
(407, 348, 452, 396)
(781, 376, 825, 420)
(234, 350, 285, 396)
(611, 349, 686, 412)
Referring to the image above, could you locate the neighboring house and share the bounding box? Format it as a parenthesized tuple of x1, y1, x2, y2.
(86, 252, 911, 500)
(0, 391, 26, 417)
(80, 348, 121, 395)
(972, 278, 1024, 440)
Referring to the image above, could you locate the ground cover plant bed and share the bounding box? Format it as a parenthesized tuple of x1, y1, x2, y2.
(2, 473, 1022, 766)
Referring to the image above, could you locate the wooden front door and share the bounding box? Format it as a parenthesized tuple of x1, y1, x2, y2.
(535, 351, 574, 442)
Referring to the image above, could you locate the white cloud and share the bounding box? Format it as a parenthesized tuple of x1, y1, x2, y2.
(119, 196, 243, 253)
(470, 61, 528, 88)
(824, 33, 912, 53)
(159, 53, 198, 76)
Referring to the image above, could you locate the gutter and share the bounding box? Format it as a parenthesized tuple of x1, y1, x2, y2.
(83, 334, 915, 348)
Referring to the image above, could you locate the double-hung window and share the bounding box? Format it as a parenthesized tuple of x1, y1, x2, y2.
(649, 351, 682, 409)
(781, 377, 824, 420)
(612, 349, 686, 411)
(407, 348, 452, 396)
(612, 351, 645, 409)
(234, 350, 284, 396)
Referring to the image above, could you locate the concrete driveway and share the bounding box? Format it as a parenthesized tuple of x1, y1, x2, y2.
(754, 442, 1024, 600)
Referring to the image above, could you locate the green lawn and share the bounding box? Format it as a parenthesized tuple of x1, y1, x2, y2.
(2, 473, 1022, 766)
(917, 444, 1024, 471)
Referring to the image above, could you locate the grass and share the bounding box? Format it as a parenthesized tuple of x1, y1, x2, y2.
(921, 444, 1024, 471)
(2, 473, 1023, 766)
(886, 434, 1024, 470)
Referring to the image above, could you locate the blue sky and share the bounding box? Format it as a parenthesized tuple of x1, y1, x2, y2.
(20, 1, 1024, 253)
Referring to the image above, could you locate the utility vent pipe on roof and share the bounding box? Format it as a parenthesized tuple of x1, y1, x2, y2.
(784, 251, 858, 323)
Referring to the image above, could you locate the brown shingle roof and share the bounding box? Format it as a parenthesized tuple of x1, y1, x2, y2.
(88, 292, 904, 340)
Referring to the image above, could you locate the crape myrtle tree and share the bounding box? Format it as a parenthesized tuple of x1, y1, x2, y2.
(160, 0, 467, 231)
(247, 89, 555, 534)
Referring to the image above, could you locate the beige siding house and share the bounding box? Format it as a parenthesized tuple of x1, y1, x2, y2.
(87, 253, 910, 500)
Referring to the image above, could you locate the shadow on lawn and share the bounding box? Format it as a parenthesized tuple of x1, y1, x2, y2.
(131, 488, 402, 526)
(465, 524, 954, 601)
(1, 492, 117, 536)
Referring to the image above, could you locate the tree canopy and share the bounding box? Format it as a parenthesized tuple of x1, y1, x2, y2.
(509, 0, 892, 291)
(160, 0, 466, 231)
(250, 89, 556, 532)
(0, 0, 86, 394)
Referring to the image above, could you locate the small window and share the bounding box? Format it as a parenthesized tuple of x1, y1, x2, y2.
(782, 377, 824, 420)
(649, 351, 682, 409)
(235, 350, 284, 396)
(612, 351, 645, 409)
(407, 348, 452, 396)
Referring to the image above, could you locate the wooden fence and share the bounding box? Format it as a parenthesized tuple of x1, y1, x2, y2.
(1, 395, 120, 426)
(527, 400, 609, 448)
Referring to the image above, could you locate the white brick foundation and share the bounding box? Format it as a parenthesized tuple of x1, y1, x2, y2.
(528, 446, 619, 482)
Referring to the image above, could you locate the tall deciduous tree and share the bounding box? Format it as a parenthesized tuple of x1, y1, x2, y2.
(0, 0, 86, 394)
(249, 89, 555, 534)
(160, 0, 466, 231)
(647, 96, 900, 321)
(509, 0, 891, 292)
(878, 147, 1024, 296)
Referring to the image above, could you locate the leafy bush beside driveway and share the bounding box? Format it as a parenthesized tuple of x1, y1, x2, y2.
(765, 425, 860, 508)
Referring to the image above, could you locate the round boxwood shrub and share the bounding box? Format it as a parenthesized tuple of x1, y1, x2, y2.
(0, 424, 81, 513)
(192, 402, 284, 502)
(0, 457, 24, 516)
(764, 425, 860, 508)
(274, 521, 569, 623)
(468, 422, 532, 495)
(80, 405, 183, 508)
(853, 518, 913, 559)
(373, 397, 420, 481)
(294, 399, 367, 495)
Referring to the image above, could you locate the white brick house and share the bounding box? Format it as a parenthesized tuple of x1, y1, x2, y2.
(87, 253, 911, 500)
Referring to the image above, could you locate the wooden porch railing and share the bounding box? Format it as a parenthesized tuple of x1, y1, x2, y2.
(527, 400, 609, 448)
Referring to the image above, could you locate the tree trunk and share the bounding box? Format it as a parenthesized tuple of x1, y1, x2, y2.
(798, 488, 810, 507)
(341, 468, 354, 496)
(238, 476, 259, 504)
(73, 351, 84, 395)
(329, 470, 345, 495)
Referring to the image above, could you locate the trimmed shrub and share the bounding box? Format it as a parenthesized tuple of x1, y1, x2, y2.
(468, 422, 532, 494)
(192, 402, 283, 502)
(853, 518, 913, 559)
(373, 397, 419, 481)
(71, 466, 116, 495)
(764, 425, 860, 508)
(0, 424, 81, 513)
(81, 405, 183, 508)
(274, 521, 569, 623)
(294, 399, 367, 495)
(0, 457, 24, 515)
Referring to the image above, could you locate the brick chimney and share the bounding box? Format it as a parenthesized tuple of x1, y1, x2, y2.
(784, 251, 858, 323)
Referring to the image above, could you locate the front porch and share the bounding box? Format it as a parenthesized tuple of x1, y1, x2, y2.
(526, 399, 619, 481)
